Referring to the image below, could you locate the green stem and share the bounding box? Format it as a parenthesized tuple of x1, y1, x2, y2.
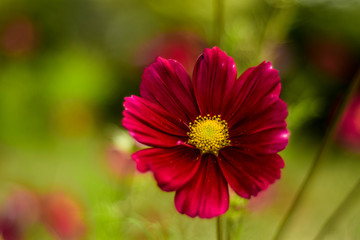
(217, 215, 223, 240)
(213, 0, 224, 46)
(257, 0, 296, 62)
(273, 69, 360, 240)
(314, 179, 360, 240)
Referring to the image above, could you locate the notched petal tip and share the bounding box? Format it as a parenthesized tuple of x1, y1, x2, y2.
(219, 149, 284, 199)
(224, 59, 284, 124)
(140, 54, 199, 122)
(133, 147, 201, 192)
(122, 95, 189, 148)
(193, 46, 238, 116)
(174, 154, 229, 218)
(254, 61, 279, 76)
(131, 151, 150, 173)
(209, 46, 222, 52)
(279, 129, 290, 150)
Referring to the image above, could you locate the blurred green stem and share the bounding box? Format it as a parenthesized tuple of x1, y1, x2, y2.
(257, 0, 295, 62)
(273, 69, 360, 240)
(314, 179, 360, 240)
(213, 0, 224, 46)
(217, 215, 223, 240)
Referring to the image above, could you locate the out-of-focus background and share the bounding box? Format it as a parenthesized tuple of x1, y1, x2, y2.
(0, 0, 360, 239)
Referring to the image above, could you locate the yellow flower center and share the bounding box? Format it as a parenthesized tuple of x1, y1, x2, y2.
(187, 114, 230, 155)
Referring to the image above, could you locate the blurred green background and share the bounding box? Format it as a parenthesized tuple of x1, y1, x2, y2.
(0, 0, 360, 239)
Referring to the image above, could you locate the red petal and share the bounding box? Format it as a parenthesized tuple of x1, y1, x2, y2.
(219, 147, 284, 199)
(192, 47, 237, 116)
(175, 154, 229, 218)
(122, 95, 188, 148)
(230, 128, 289, 155)
(223, 61, 281, 126)
(132, 146, 201, 191)
(231, 99, 288, 134)
(230, 99, 289, 154)
(140, 57, 199, 122)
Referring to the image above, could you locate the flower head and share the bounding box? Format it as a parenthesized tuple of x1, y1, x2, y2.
(123, 47, 289, 218)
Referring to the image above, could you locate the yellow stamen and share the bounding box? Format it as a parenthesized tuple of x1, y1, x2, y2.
(187, 114, 230, 155)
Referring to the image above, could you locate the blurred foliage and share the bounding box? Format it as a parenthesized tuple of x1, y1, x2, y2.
(0, 0, 359, 239)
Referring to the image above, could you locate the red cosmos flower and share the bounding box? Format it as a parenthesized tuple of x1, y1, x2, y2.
(123, 47, 289, 218)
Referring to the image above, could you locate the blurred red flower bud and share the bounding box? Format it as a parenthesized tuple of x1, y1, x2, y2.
(133, 31, 207, 73)
(41, 192, 86, 240)
(337, 94, 360, 151)
(0, 188, 39, 240)
(307, 37, 358, 81)
(1, 16, 38, 57)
